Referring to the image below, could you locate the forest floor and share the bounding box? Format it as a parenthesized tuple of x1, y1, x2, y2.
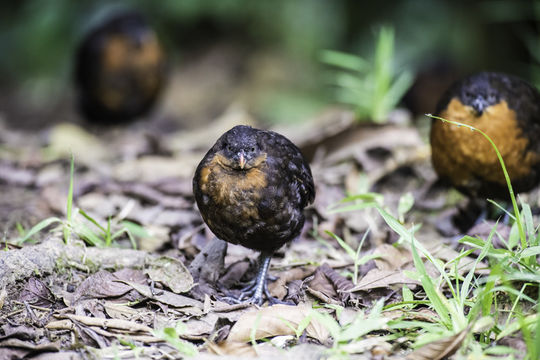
(0, 45, 538, 360)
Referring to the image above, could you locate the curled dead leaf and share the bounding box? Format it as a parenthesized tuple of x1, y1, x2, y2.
(145, 256, 193, 294)
(226, 304, 329, 343)
(406, 326, 469, 360)
(350, 269, 420, 292)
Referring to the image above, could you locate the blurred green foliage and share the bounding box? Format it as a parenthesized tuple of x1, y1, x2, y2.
(0, 0, 538, 122)
(322, 27, 414, 122)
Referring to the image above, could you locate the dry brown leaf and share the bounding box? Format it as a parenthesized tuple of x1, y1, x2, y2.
(406, 326, 469, 360)
(227, 304, 329, 343)
(62, 314, 153, 333)
(373, 244, 411, 271)
(350, 268, 420, 292)
(184, 313, 220, 337)
(268, 266, 315, 300)
(320, 263, 354, 301)
(189, 239, 227, 300)
(144, 256, 193, 294)
(71, 270, 143, 303)
(126, 281, 203, 315)
(308, 265, 338, 299)
(103, 302, 140, 321)
(18, 277, 55, 307)
(206, 340, 257, 356)
(306, 287, 342, 305)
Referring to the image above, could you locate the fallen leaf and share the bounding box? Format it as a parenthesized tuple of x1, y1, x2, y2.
(0, 324, 43, 341)
(350, 269, 420, 292)
(308, 264, 338, 300)
(319, 263, 354, 301)
(18, 277, 55, 307)
(189, 239, 227, 300)
(126, 282, 203, 315)
(227, 304, 329, 343)
(406, 326, 469, 360)
(206, 340, 257, 356)
(184, 312, 220, 337)
(145, 256, 193, 294)
(373, 243, 411, 271)
(71, 270, 143, 303)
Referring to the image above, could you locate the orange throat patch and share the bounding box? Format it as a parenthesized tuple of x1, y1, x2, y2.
(198, 153, 268, 206)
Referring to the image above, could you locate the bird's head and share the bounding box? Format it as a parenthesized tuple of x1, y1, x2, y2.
(459, 73, 501, 116)
(216, 125, 267, 171)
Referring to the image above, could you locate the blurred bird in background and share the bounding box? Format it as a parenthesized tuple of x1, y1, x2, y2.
(74, 10, 167, 123)
(431, 71, 540, 201)
(430, 71, 540, 230)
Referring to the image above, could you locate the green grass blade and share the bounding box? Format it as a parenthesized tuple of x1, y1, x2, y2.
(410, 237, 451, 327)
(79, 209, 107, 234)
(319, 49, 370, 72)
(17, 217, 62, 245)
(325, 231, 356, 259)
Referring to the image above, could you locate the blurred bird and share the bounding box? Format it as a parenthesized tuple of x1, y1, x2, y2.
(193, 125, 315, 305)
(431, 71, 540, 201)
(74, 10, 166, 123)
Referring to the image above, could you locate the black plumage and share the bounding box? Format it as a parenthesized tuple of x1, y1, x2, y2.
(193, 125, 315, 305)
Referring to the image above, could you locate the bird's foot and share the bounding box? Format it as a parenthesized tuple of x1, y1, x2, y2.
(219, 252, 294, 306)
(220, 277, 293, 306)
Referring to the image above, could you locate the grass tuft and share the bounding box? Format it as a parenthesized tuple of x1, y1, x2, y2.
(321, 26, 413, 123)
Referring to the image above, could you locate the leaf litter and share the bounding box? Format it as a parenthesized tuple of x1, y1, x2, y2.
(0, 94, 533, 358)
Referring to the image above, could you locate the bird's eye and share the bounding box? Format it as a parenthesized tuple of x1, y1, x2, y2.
(250, 147, 255, 152)
(227, 145, 233, 151)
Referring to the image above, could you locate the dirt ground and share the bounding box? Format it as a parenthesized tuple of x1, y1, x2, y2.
(1, 46, 536, 360)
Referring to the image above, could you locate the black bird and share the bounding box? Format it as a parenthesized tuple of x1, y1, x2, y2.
(193, 125, 315, 305)
(431, 71, 540, 201)
(74, 10, 166, 123)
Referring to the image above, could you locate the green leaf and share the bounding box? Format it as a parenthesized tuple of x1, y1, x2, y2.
(521, 246, 540, 258)
(17, 217, 62, 245)
(79, 209, 106, 234)
(319, 50, 370, 72)
(410, 238, 451, 327)
(496, 313, 539, 339)
(122, 221, 150, 238)
(325, 231, 355, 259)
(402, 285, 413, 304)
(153, 323, 198, 357)
(397, 192, 414, 221)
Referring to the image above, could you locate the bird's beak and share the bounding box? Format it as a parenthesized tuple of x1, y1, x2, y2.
(239, 153, 246, 169)
(471, 97, 488, 116)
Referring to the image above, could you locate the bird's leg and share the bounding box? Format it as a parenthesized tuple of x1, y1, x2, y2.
(221, 252, 292, 306)
(237, 252, 272, 304)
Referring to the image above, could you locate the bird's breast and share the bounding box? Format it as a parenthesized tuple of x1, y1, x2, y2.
(198, 154, 268, 220)
(431, 97, 539, 187)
